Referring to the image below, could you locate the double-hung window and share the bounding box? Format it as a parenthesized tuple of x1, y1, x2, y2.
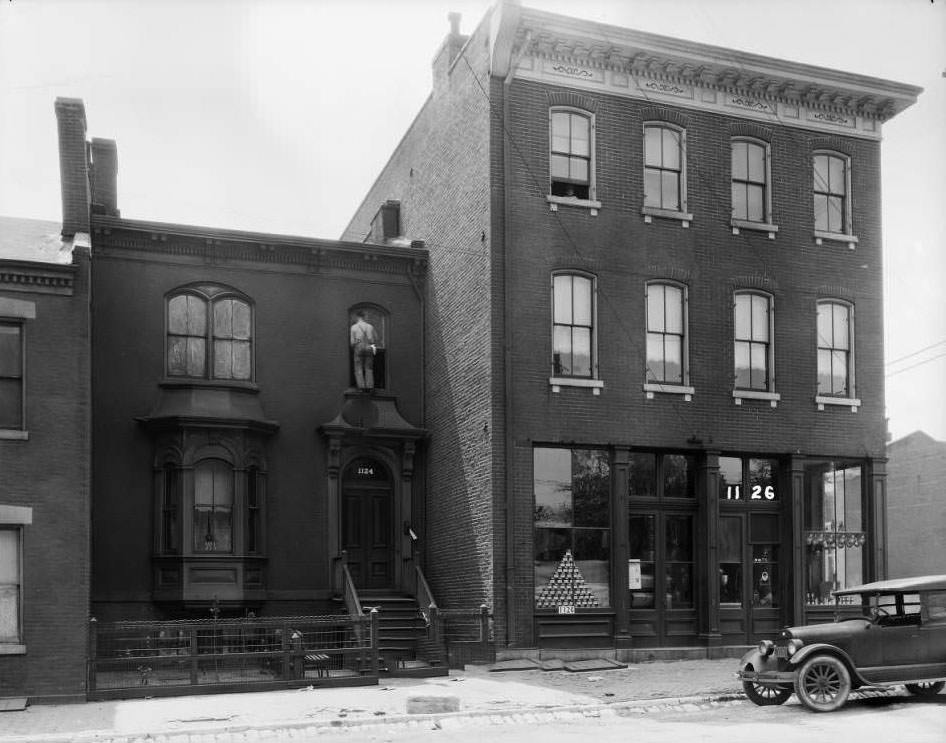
(0, 526, 22, 646)
(0, 322, 24, 431)
(167, 286, 252, 381)
(731, 138, 776, 235)
(643, 123, 689, 220)
(817, 300, 858, 408)
(552, 272, 595, 380)
(644, 282, 692, 399)
(813, 152, 856, 246)
(733, 292, 778, 405)
(549, 108, 595, 204)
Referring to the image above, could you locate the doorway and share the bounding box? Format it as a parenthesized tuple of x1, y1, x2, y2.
(341, 457, 394, 590)
(718, 511, 783, 642)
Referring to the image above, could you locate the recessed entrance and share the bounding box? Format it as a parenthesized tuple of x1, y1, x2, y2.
(341, 457, 394, 590)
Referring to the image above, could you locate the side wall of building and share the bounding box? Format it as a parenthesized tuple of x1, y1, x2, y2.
(343, 24, 501, 623)
(0, 252, 91, 701)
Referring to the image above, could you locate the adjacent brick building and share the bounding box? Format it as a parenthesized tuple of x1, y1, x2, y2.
(343, 2, 921, 652)
(886, 431, 946, 579)
(0, 207, 91, 701)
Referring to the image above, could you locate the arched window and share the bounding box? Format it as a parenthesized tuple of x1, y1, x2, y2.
(550, 108, 594, 200)
(552, 272, 595, 379)
(813, 151, 852, 235)
(734, 291, 774, 391)
(731, 137, 771, 224)
(644, 123, 686, 213)
(646, 282, 687, 385)
(167, 285, 252, 381)
(817, 300, 854, 397)
(348, 305, 389, 390)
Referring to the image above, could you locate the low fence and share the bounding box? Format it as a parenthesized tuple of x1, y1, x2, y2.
(438, 605, 494, 667)
(88, 613, 377, 700)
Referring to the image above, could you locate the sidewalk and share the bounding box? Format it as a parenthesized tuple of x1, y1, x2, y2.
(0, 659, 744, 742)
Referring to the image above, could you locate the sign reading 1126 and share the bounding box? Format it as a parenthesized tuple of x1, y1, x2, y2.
(726, 485, 776, 500)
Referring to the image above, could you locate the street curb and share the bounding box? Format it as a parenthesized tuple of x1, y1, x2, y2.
(0, 693, 749, 743)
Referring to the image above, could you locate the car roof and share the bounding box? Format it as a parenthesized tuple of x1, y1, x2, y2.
(833, 574, 946, 596)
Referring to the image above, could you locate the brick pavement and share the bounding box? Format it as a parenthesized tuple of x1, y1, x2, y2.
(0, 659, 745, 742)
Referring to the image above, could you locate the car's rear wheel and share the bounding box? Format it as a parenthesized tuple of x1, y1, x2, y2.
(743, 680, 792, 705)
(794, 655, 851, 712)
(905, 681, 945, 697)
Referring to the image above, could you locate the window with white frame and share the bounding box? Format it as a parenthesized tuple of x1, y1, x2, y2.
(731, 138, 772, 224)
(734, 292, 773, 391)
(0, 527, 22, 644)
(550, 108, 594, 200)
(0, 322, 23, 430)
(167, 285, 252, 381)
(646, 282, 686, 385)
(644, 124, 686, 213)
(817, 301, 853, 397)
(552, 272, 595, 379)
(813, 152, 852, 235)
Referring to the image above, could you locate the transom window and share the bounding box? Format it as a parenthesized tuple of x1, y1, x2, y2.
(644, 124, 685, 212)
(0, 322, 23, 430)
(550, 108, 593, 200)
(734, 292, 772, 391)
(552, 273, 595, 378)
(813, 152, 851, 234)
(817, 301, 853, 396)
(731, 138, 770, 223)
(646, 282, 686, 385)
(167, 285, 252, 381)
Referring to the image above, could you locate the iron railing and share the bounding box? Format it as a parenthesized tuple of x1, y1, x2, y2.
(88, 613, 378, 700)
(438, 604, 494, 666)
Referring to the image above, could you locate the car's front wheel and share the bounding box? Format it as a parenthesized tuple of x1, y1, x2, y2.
(794, 655, 851, 712)
(743, 680, 792, 706)
(905, 681, 945, 697)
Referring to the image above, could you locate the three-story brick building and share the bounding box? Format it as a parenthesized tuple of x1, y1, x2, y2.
(343, 2, 921, 652)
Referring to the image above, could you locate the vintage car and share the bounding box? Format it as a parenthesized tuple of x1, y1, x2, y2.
(738, 575, 946, 712)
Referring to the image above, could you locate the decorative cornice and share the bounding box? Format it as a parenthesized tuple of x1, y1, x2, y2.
(0, 260, 76, 296)
(500, 7, 921, 140)
(91, 217, 429, 280)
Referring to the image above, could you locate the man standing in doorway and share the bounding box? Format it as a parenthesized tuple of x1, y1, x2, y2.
(350, 310, 378, 391)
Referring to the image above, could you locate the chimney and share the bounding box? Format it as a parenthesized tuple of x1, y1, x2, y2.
(90, 138, 120, 217)
(432, 12, 469, 93)
(55, 97, 91, 237)
(368, 200, 402, 243)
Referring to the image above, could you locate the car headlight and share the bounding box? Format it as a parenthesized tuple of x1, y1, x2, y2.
(758, 639, 775, 656)
(787, 639, 804, 655)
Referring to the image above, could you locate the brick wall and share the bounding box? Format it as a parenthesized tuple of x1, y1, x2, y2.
(344, 21, 502, 630)
(0, 250, 91, 702)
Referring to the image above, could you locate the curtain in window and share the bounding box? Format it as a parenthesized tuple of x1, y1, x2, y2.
(193, 460, 234, 553)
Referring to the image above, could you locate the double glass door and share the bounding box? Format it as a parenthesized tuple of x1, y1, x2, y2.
(718, 511, 783, 642)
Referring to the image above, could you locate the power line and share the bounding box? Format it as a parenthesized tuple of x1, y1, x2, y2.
(885, 350, 946, 378)
(885, 339, 946, 367)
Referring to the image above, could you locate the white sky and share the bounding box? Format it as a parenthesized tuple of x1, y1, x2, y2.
(1, 0, 944, 441)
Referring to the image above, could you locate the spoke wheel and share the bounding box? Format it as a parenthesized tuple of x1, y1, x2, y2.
(905, 681, 945, 697)
(794, 655, 851, 712)
(743, 680, 792, 706)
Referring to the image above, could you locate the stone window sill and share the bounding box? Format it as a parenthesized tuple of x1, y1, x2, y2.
(814, 230, 858, 250)
(642, 206, 693, 228)
(731, 219, 779, 239)
(0, 644, 26, 655)
(644, 382, 694, 401)
(733, 389, 781, 408)
(550, 377, 604, 395)
(547, 195, 602, 216)
(816, 395, 861, 412)
(0, 430, 28, 441)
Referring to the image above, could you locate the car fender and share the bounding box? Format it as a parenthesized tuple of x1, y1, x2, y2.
(790, 643, 865, 683)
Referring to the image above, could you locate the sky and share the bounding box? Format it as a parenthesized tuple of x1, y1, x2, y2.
(1, 0, 944, 441)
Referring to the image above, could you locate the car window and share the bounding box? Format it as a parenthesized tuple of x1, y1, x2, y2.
(923, 591, 946, 625)
(902, 593, 921, 616)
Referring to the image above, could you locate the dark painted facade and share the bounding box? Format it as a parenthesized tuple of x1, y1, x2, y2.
(53, 100, 429, 625)
(343, 3, 921, 652)
(0, 213, 91, 702)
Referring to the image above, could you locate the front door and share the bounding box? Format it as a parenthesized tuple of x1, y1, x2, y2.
(341, 458, 394, 589)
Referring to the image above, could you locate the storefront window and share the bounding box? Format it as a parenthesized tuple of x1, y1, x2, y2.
(534, 448, 610, 609)
(804, 460, 865, 605)
(719, 516, 742, 605)
(720, 456, 779, 501)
